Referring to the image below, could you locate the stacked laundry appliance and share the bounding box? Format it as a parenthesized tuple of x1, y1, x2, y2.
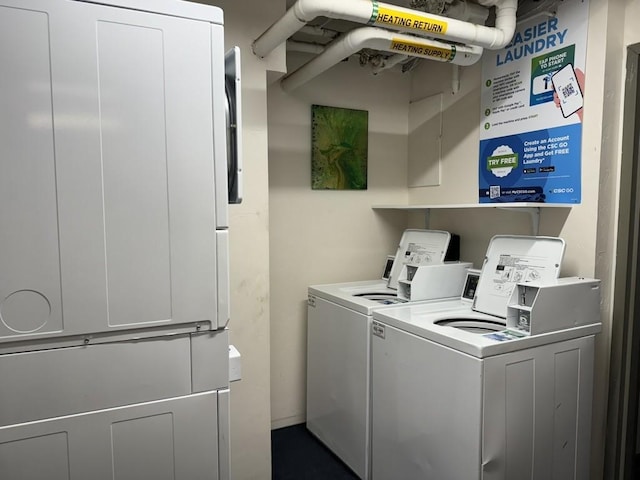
(0, 1, 241, 478)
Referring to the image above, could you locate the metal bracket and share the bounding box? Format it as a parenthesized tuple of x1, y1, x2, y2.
(421, 206, 541, 235)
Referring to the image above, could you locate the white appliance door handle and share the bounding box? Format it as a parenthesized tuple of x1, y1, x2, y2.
(225, 46, 243, 204)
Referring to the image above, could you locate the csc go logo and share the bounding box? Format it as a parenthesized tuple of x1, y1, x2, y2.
(550, 187, 575, 194)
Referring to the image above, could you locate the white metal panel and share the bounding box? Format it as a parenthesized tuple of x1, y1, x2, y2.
(387, 229, 452, 289)
(0, 392, 220, 480)
(0, 0, 224, 341)
(212, 23, 229, 228)
(474, 235, 565, 319)
(0, 335, 192, 426)
(163, 15, 220, 322)
(225, 46, 243, 204)
(306, 296, 370, 480)
(0, 432, 71, 479)
(96, 19, 173, 327)
(217, 230, 230, 328)
(191, 329, 230, 393)
(552, 348, 580, 479)
(0, 4, 63, 340)
(482, 336, 594, 480)
(504, 359, 535, 479)
(111, 412, 176, 480)
(75, 0, 223, 23)
(218, 388, 231, 480)
(371, 322, 483, 480)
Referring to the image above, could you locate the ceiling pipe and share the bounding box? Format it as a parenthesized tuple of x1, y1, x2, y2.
(253, 0, 517, 59)
(371, 53, 409, 75)
(299, 25, 340, 39)
(280, 26, 483, 92)
(452, 64, 460, 94)
(287, 40, 326, 55)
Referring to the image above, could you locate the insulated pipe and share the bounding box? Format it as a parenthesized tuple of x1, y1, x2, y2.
(253, 0, 372, 58)
(280, 27, 483, 92)
(299, 25, 340, 38)
(252, 0, 517, 58)
(287, 40, 326, 55)
(452, 64, 460, 94)
(371, 53, 409, 75)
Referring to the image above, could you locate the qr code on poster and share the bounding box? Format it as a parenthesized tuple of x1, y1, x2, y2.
(489, 185, 500, 199)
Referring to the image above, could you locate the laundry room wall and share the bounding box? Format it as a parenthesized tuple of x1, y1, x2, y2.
(267, 53, 411, 428)
(403, 0, 627, 477)
(195, 0, 284, 478)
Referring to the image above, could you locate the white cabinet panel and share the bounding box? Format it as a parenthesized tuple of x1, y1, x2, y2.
(482, 336, 594, 480)
(0, 393, 220, 480)
(0, 335, 193, 426)
(52, 2, 220, 334)
(96, 20, 173, 327)
(307, 297, 371, 480)
(0, 0, 227, 341)
(0, 432, 71, 480)
(371, 324, 483, 480)
(0, 5, 63, 339)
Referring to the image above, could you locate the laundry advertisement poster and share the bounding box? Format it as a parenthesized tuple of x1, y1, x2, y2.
(479, 0, 589, 203)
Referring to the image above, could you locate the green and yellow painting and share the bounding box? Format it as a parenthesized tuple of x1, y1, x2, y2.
(311, 105, 368, 190)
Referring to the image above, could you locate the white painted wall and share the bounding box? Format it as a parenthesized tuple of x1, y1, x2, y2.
(268, 53, 411, 428)
(195, 0, 285, 478)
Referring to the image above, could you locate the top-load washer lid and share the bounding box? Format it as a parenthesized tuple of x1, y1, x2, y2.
(472, 235, 565, 319)
(353, 293, 408, 305)
(386, 229, 451, 290)
(435, 318, 505, 333)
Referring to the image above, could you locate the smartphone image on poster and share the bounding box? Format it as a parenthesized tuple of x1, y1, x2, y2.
(551, 63, 584, 118)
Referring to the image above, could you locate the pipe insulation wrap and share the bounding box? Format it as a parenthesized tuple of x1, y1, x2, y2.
(254, 0, 517, 58)
(445, 0, 490, 24)
(295, 0, 375, 23)
(253, 0, 374, 58)
(280, 26, 482, 91)
(374, 0, 516, 49)
(287, 40, 326, 55)
(371, 53, 408, 75)
(252, 8, 307, 58)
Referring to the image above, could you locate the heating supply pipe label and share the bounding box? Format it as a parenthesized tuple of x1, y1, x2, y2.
(389, 39, 455, 62)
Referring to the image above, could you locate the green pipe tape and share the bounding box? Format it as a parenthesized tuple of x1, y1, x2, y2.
(369, 0, 379, 24)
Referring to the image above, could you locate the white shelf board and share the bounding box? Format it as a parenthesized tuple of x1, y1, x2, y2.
(372, 203, 573, 235)
(372, 202, 573, 210)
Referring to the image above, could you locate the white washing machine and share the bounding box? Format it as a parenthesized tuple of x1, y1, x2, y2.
(307, 229, 473, 479)
(370, 236, 602, 480)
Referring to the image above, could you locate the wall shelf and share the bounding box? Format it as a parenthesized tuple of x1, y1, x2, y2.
(372, 203, 574, 235)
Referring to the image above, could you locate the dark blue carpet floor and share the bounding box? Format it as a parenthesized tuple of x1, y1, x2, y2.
(271, 423, 359, 480)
